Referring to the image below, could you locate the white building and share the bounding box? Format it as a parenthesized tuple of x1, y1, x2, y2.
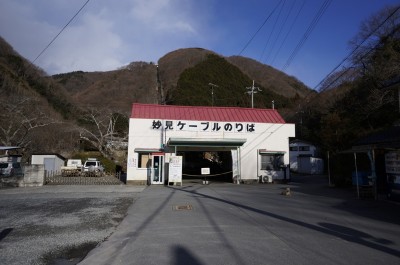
(31, 153, 65, 173)
(127, 104, 295, 185)
(289, 139, 324, 174)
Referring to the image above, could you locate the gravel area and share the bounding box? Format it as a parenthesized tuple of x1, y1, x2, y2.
(0, 185, 145, 265)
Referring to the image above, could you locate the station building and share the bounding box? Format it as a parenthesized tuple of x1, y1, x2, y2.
(126, 103, 295, 185)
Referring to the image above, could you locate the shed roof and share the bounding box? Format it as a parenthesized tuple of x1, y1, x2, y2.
(31, 153, 66, 161)
(131, 103, 286, 123)
(353, 126, 400, 149)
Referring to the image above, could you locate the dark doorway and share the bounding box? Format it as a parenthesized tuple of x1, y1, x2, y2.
(177, 151, 233, 183)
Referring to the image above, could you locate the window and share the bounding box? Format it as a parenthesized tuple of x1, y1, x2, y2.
(299, 146, 310, 151)
(138, 153, 151, 168)
(289, 146, 298, 151)
(261, 155, 284, 170)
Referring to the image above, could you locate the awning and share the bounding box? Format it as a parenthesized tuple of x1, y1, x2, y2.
(0, 146, 21, 151)
(134, 148, 163, 153)
(258, 149, 286, 155)
(167, 138, 246, 147)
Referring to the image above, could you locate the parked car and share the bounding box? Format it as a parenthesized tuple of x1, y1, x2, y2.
(83, 158, 104, 174)
(0, 162, 23, 177)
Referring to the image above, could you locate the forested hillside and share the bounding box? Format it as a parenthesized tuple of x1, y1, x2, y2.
(0, 37, 80, 155)
(0, 38, 310, 161)
(167, 53, 293, 110)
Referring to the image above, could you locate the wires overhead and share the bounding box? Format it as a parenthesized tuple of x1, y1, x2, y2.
(237, 0, 332, 80)
(270, 0, 305, 65)
(238, 0, 284, 56)
(281, 0, 332, 71)
(259, 0, 286, 62)
(32, 0, 90, 64)
(314, 5, 400, 92)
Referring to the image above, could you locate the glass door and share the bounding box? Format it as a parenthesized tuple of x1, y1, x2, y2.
(151, 155, 164, 184)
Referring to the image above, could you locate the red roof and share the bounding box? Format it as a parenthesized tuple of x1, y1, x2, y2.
(131, 103, 286, 123)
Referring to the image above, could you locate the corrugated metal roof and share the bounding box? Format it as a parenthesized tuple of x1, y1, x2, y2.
(131, 103, 286, 123)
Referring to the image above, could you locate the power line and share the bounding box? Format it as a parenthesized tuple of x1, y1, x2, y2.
(270, 0, 305, 65)
(281, 0, 332, 71)
(263, 0, 292, 64)
(314, 5, 400, 91)
(290, 5, 400, 126)
(259, 0, 285, 62)
(32, 0, 90, 64)
(238, 0, 284, 56)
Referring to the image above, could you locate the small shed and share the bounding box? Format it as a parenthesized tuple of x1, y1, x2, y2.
(31, 153, 65, 172)
(350, 126, 400, 200)
(289, 139, 324, 174)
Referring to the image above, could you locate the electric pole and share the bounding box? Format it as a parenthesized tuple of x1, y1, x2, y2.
(245, 80, 261, 108)
(208, 83, 218, 106)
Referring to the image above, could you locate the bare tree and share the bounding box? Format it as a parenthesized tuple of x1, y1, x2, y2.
(0, 95, 61, 147)
(349, 5, 400, 81)
(78, 108, 128, 159)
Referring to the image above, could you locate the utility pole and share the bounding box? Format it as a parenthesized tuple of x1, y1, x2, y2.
(208, 83, 218, 106)
(156, 64, 164, 104)
(245, 80, 261, 108)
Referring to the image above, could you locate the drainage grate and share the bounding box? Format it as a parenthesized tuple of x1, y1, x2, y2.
(173, 205, 193, 211)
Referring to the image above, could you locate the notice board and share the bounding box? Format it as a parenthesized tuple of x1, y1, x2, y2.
(168, 156, 182, 185)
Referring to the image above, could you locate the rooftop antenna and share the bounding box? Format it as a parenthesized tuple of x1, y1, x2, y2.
(245, 80, 261, 108)
(208, 83, 219, 106)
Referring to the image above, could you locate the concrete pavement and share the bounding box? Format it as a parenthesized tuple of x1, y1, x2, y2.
(0, 185, 145, 265)
(79, 176, 400, 265)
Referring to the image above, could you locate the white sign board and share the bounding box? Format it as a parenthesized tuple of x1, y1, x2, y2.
(201, 168, 210, 175)
(169, 156, 182, 183)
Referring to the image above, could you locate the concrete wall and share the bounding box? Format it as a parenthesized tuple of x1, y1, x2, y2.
(0, 165, 44, 187)
(22, 165, 45, 187)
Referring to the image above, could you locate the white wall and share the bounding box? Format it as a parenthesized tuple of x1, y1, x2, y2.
(297, 157, 324, 174)
(289, 141, 317, 171)
(127, 118, 295, 182)
(31, 155, 64, 171)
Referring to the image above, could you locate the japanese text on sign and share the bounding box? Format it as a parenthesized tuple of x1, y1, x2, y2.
(151, 120, 255, 133)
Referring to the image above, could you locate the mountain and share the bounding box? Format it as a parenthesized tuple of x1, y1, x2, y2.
(0, 37, 75, 120)
(1, 33, 399, 168)
(226, 56, 311, 98)
(1, 35, 315, 158)
(0, 36, 81, 155)
(54, 47, 313, 116)
(53, 62, 159, 116)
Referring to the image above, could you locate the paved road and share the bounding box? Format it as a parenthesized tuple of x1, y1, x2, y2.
(0, 185, 145, 265)
(79, 175, 400, 265)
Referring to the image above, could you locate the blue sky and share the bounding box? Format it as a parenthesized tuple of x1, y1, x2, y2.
(0, 0, 398, 89)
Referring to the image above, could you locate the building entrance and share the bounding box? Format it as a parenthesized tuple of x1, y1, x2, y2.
(151, 154, 164, 184)
(177, 151, 233, 183)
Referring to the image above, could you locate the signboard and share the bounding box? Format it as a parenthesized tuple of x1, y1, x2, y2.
(201, 168, 210, 175)
(168, 156, 182, 184)
(385, 151, 400, 175)
(151, 120, 256, 133)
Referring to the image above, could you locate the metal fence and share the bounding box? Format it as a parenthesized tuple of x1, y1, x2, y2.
(45, 171, 125, 185)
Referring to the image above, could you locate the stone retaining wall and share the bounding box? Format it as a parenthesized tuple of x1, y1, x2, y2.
(0, 164, 44, 187)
